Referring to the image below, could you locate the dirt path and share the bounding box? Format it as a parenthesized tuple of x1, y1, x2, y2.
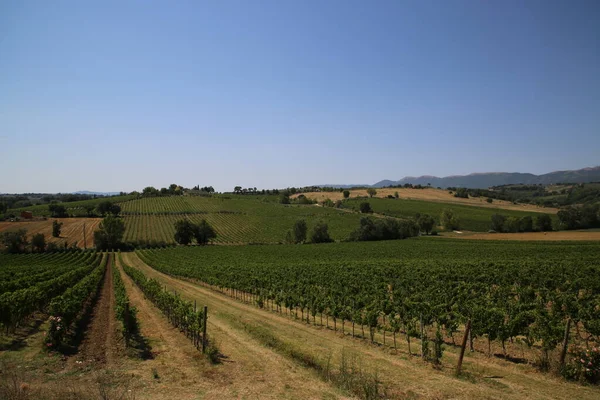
(116, 254, 345, 400)
(123, 252, 600, 400)
(76, 254, 117, 366)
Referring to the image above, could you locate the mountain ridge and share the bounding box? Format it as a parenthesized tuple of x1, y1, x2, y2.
(318, 166, 600, 189)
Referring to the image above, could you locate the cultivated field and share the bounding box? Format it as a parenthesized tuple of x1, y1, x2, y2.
(294, 187, 559, 213)
(2, 238, 599, 399)
(0, 218, 100, 248)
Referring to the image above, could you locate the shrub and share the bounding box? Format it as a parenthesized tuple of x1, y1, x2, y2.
(310, 222, 333, 244)
(359, 202, 372, 214)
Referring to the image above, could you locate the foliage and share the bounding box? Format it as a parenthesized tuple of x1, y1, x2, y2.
(563, 346, 600, 384)
(366, 188, 377, 198)
(349, 217, 419, 241)
(1, 229, 28, 254)
(292, 220, 307, 244)
(557, 204, 600, 230)
(359, 202, 372, 214)
(192, 220, 217, 245)
(535, 214, 553, 232)
(417, 214, 435, 234)
(113, 253, 139, 345)
(96, 201, 121, 216)
(343, 190, 350, 199)
(279, 192, 291, 204)
(31, 233, 46, 252)
(94, 216, 126, 250)
(121, 258, 205, 351)
(48, 203, 68, 218)
(137, 238, 600, 371)
(310, 221, 333, 243)
(490, 213, 506, 232)
(440, 209, 460, 231)
(174, 219, 196, 245)
(52, 220, 63, 237)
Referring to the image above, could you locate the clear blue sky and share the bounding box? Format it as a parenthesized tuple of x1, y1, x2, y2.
(1, 0, 599, 193)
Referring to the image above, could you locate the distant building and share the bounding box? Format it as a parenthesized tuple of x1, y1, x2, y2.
(20, 211, 33, 219)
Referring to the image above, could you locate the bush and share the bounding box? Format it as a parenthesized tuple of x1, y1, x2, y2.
(486, 198, 493, 203)
(292, 220, 307, 244)
(310, 222, 333, 244)
(440, 209, 459, 231)
(359, 202, 372, 214)
(349, 217, 419, 241)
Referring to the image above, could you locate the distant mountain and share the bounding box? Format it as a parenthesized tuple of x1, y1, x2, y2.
(372, 166, 600, 189)
(73, 191, 121, 196)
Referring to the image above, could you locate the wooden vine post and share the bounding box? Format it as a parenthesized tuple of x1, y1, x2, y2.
(456, 319, 471, 375)
(559, 318, 571, 369)
(202, 305, 208, 353)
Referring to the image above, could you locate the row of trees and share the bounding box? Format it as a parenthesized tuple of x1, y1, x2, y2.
(557, 204, 600, 230)
(174, 219, 217, 245)
(285, 220, 333, 244)
(490, 213, 553, 233)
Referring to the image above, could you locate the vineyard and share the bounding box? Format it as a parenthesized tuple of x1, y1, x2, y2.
(120, 195, 361, 244)
(341, 197, 559, 231)
(7, 194, 136, 217)
(137, 238, 600, 372)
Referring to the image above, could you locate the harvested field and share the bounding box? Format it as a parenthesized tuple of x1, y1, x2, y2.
(449, 230, 600, 241)
(0, 218, 100, 248)
(294, 187, 558, 213)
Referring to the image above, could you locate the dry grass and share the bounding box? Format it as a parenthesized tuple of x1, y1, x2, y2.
(0, 218, 100, 248)
(294, 188, 559, 214)
(449, 230, 600, 241)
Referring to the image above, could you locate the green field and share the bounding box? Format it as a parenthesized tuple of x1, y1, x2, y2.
(120, 195, 362, 244)
(138, 238, 600, 367)
(341, 197, 559, 231)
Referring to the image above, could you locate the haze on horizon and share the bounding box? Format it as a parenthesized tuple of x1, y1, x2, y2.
(1, 1, 599, 193)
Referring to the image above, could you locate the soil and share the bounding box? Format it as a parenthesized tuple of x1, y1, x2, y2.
(75, 254, 118, 366)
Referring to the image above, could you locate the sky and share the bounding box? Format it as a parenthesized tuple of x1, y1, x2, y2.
(1, 0, 599, 193)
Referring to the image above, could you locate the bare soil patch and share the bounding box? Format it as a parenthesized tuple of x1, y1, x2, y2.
(0, 218, 100, 248)
(75, 255, 118, 367)
(294, 188, 558, 214)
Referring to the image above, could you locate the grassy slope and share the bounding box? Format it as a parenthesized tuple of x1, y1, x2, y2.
(342, 197, 559, 231)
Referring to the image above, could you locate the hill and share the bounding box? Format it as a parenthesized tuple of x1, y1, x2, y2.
(371, 165, 600, 189)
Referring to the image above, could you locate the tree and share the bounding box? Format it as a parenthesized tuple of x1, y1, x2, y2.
(440, 209, 459, 230)
(292, 220, 307, 243)
(84, 205, 96, 217)
(192, 220, 217, 245)
(1, 229, 28, 253)
(48, 203, 68, 218)
(417, 214, 435, 235)
(490, 214, 506, 232)
(343, 190, 350, 199)
(520, 216, 533, 232)
(0, 202, 7, 214)
(97, 201, 120, 216)
(94, 216, 126, 250)
(174, 219, 196, 245)
(359, 202, 372, 214)
(367, 188, 377, 198)
(142, 186, 159, 197)
(535, 214, 553, 232)
(31, 233, 46, 253)
(506, 217, 521, 233)
(52, 220, 63, 238)
(394, 191, 399, 199)
(310, 222, 333, 243)
(279, 192, 290, 204)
